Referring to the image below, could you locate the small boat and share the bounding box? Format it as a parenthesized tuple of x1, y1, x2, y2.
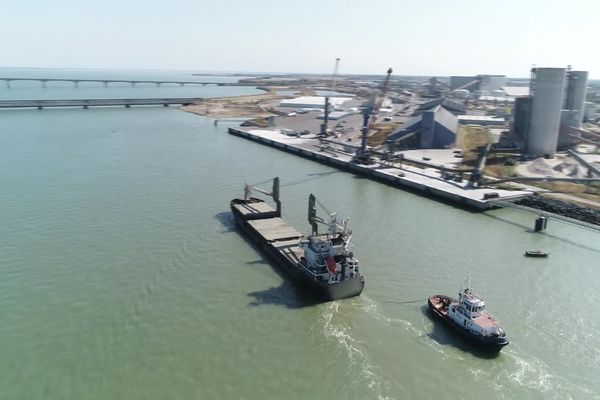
(428, 277, 509, 352)
(525, 249, 549, 257)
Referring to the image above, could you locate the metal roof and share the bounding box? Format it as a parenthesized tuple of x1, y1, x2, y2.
(501, 86, 530, 97)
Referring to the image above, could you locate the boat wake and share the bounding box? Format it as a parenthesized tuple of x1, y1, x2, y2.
(461, 348, 599, 399)
(311, 300, 395, 400)
(360, 296, 424, 337)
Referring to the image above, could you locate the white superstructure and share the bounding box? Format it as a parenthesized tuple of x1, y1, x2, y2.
(447, 278, 506, 337)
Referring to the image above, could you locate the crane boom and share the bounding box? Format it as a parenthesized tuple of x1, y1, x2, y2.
(354, 67, 393, 164)
(374, 67, 393, 115)
(331, 57, 340, 92)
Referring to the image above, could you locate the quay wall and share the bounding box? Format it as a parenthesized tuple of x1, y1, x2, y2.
(228, 128, 505, 211)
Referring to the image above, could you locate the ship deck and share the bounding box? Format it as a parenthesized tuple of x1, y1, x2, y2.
(232, 201, 276, 217)
(271, 239, 305, 264)
(247, 218, 303, 243)
(246, 218, 306, 267)
(473, 314, 498, 329)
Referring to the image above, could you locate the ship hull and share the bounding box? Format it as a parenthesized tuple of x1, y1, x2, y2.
(428, 295, 509, 352)
(231, 201, 364, 302)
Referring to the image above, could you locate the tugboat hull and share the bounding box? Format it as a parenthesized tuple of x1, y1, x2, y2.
(428, 295, 509, 352)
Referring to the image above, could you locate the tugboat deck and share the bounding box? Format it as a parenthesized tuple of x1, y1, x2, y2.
(247, 218, 303, 243)
(473, 314, 497, 329)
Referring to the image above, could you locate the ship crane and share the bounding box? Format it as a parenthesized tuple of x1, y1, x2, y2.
(244, 177, 281, 215)
(307, 194, 351, 239)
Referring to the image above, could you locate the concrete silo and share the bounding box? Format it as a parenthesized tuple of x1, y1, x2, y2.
(526, 68, 566, 158)
(564, 70, 588, 127)
(512, 96, 531, 139)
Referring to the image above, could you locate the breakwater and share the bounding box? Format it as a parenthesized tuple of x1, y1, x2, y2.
(516, 196, 600, 226)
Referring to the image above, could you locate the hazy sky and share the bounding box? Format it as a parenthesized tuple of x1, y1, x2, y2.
(1, 0, 598, 77)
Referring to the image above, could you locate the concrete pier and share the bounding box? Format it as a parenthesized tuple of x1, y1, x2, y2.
(228, 127, 533, 210)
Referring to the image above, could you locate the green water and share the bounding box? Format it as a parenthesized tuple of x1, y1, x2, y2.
(1, 71, 599, 399)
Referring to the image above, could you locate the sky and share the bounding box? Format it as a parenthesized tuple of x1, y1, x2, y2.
(1, 0, 599, 78)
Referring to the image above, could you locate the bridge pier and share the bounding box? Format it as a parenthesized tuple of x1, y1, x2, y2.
(131, 82, 135, 87)
(103, 81, 109, 88)
(534, 215, 548, 232)
(41, 81, 47, 89)
(4, 80, 10, 89)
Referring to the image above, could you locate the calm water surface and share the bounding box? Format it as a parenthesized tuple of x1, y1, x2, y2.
(0, 69, 599, 399)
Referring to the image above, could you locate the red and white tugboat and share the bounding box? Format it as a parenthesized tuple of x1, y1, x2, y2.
(428, 277, 509, 352)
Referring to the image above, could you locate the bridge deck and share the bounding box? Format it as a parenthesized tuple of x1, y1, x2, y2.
(0, 77, 219, 84)
(0, 98, 202, 108)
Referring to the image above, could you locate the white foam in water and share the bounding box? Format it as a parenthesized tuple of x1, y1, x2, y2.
(312, 301, 396, 400)
(358, 296, 423, 337)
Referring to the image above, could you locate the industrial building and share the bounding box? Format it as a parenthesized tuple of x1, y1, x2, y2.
(526, 67, 566, 157)
(450, 76, 476, 91)
(387, 105, 457, 149)
(279, 96, 352, 109)
(501, 86, 530, 97)
(480, 75, 508, 93)
(564, 70, 588, 127)
(449, 74, 507, 93)
(585, 101, 597, 121)
(457, 115, 506, 126)
(510, 66, 590, 157)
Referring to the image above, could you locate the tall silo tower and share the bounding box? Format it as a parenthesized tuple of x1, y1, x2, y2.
(526, 67, 566, 158)
(564, 70, 588, 127)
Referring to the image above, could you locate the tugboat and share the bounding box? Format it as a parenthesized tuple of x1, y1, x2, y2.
(428, 277, 509, 351)
(230, 177, 364, 301)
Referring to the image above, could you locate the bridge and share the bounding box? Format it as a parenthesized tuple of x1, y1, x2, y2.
(0, 77, 225, 89)
(0, 98, 202, 109)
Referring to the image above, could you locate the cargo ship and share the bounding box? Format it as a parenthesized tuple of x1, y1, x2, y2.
(230, 177, 364, 301)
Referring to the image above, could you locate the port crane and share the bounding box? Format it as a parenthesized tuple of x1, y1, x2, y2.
(331, 57, 341, 92)
(354, 67, 393, 164)
(321, 57, 341, 137)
